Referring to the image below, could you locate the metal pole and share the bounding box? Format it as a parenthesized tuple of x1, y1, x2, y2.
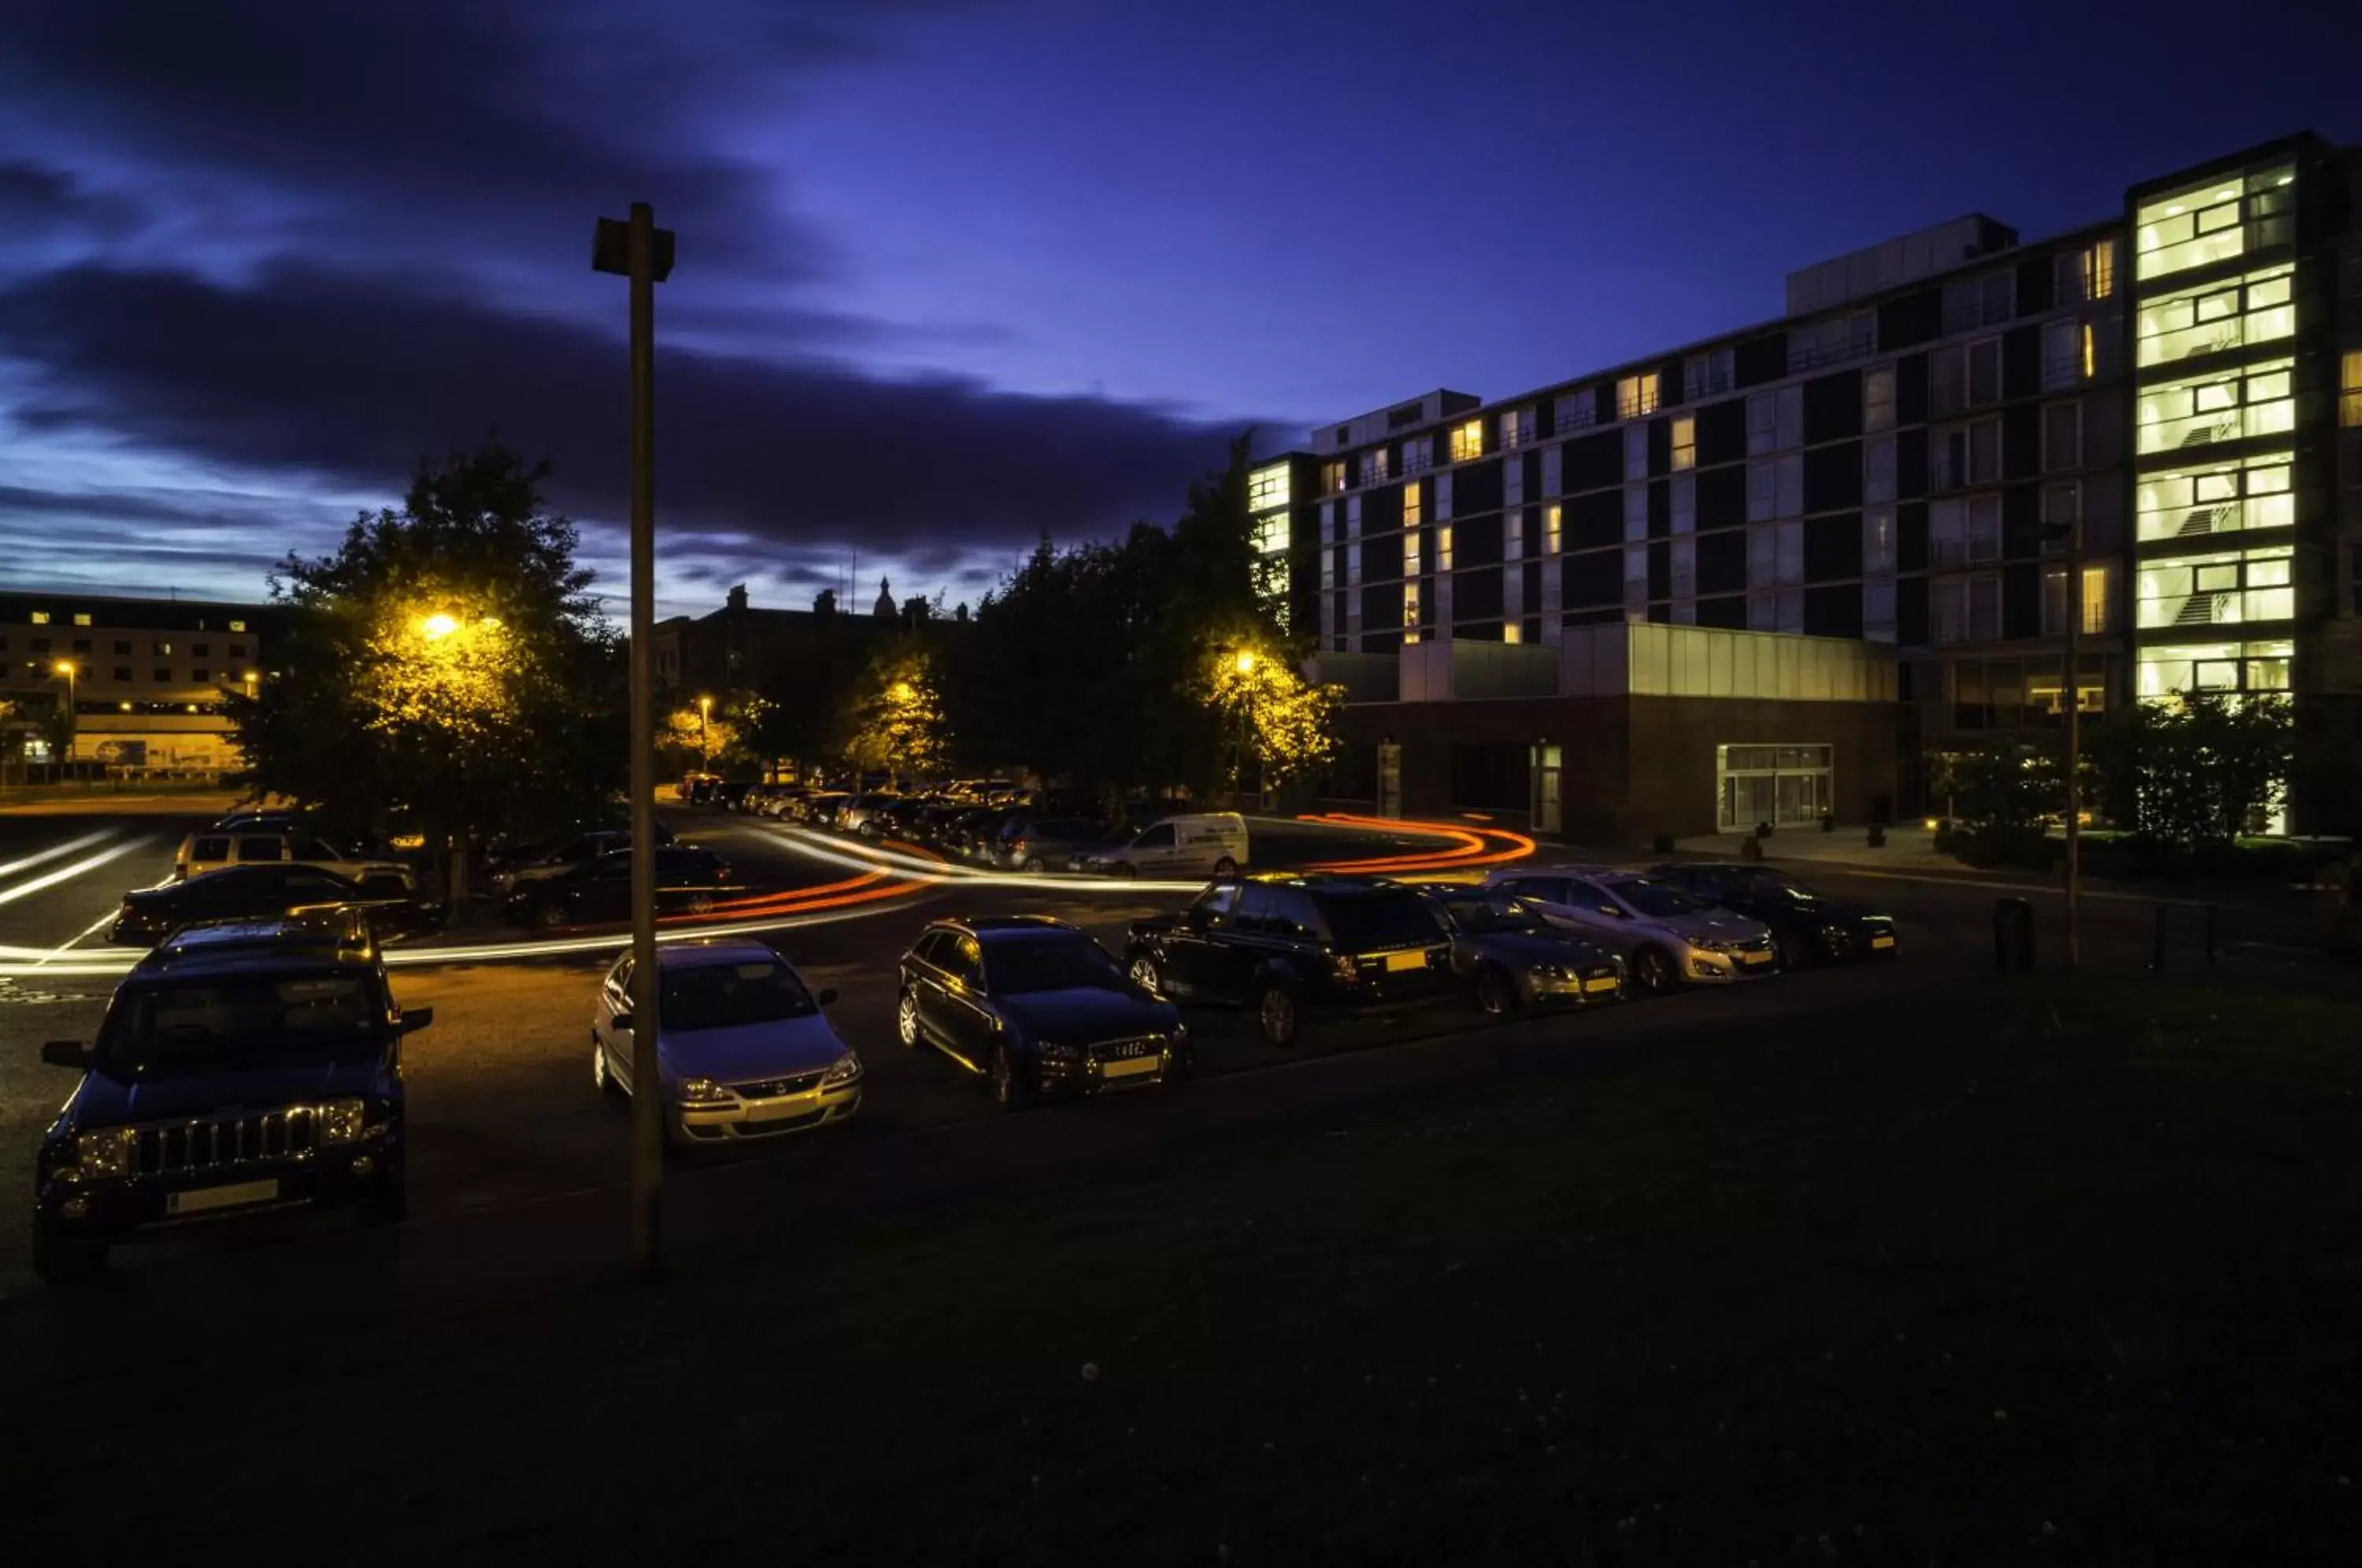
(626, 202, 663, 1278)
(2063, 516, 2082, 971)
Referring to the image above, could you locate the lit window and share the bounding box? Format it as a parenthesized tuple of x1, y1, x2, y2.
(228, 619, 246, 633)
(1438, 525, 1454, 571)
(1403, 482, 1423, 527)
(1403, 582, 1421, 631)
(1501, 622, 1523, 644)
(2082, 324, 2096, 380)
(1544, 504, 1563, 555)
(72, 612, 91, 627)
(1671, 415, 1695, 472)
(1405, 533, 1422, 578)
(154, 641, 172, 655)
(1248, 464, 1291, 514)
(1449, 420, 1483, 463)
(2343, 349, 2362, 427)
(1320, 460, 1346, 494)
(1616, 372, 1660, 420)
(29, 611, 49, 625)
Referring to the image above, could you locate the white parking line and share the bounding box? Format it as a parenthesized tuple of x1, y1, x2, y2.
(0, 829, 118, 882)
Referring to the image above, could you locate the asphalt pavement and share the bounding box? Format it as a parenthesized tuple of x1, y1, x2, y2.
(0, 802, 2342, 1302)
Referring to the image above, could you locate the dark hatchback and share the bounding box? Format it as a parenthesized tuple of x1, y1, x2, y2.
(1126, 874, 1455, 1046)
(1647, 862, 1900, 967)
(895, 917, 1187, 1108)
(504, 845, 737, 929)
(1405, 883, 1627, 1015)
(109, 864, 446, 948)
(31, 917, 430, 1281)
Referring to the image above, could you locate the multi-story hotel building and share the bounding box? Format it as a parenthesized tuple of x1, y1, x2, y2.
(0, 594, 284, 774)
(1253, 132, 2360, 840)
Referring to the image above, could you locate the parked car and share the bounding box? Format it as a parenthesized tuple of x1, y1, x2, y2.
(109, 864, 446, 948)
(1405, 882, 1627, 1014)
(1482, 866, 1775, 994)
(207, 807, 307, 834)
(993, 815, 1113, 872)
(1646, 862, 1901, 967)
(1082, 812, 1250, 880)
(483, 817, 673, 880)
(590, 937, 860, 1148)
(503, 845, 736, 929)
(1126, 874, 1453, 1046)
(802, 791, 854, 829)
(491, 827, 676, 893)
(32, 914, 429, 1280)
(836, 793, 902, 838)
(679, 772, 721, 803)
(896, 917, 1187, 1106)
(173, 827, 414, 889)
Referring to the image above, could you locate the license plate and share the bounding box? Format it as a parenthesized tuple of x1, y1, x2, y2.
(1383, 951, 1426, 973)
(1870, 934, 1895, 949)
(1740, 949, 1773, 965)
(1582, 976, 1620, 994)
(1101, 1054, 1161, 1078)
(167, 1178, 280, 1215)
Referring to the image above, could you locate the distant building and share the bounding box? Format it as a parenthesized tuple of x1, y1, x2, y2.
(647, 582, 924, 701)
(0, 593, 287, 773)
(1290, 132, 2362, 838)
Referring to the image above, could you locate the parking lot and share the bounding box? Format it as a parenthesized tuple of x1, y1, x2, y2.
(0, 800, 2336, 1296)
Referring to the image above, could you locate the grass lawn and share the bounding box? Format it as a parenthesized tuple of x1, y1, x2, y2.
(11, 973, 2361, 1564)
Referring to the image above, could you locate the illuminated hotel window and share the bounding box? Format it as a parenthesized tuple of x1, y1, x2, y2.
(2136, 547, 2294, 629)
(29, 611, 50, 624)
(1247, 464, 1290, 514)
(1403, 481, 1423, 527)
(1671, 415, 1695, 472)
(2138, 638, 2292, 698)
(1616, 372, 1660, 420)
(1437, 524, 1453, 571)
(2137, 360, 2294, 455)
(2137, 266, 2294, 368)
(1449, 420, 1483, 463)
(2342, 349, 2362, 427)
(1543, 504, 1562, 555)
(72, 613, 91, 627)
(1501, 621, 1523, 644)
(1320, 460, 1346, 494)
(228, 619, 247, 633)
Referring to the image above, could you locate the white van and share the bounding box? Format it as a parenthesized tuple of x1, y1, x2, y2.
(1087, 813, 1249, 880)
(174, 828, 416, 889)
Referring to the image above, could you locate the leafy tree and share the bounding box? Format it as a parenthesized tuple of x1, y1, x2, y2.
(661, 700, 742, 775)
(221, 441, 624, 908)
(1201, 644, 1343, 790)
(842, 645, 948, 788)
(2085, 692, 2294, 848)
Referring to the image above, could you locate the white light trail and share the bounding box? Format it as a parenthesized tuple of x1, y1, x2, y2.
(0, 836, 157, 912)
(762, 826, 1206, 893)
(0, 829, 118, 883)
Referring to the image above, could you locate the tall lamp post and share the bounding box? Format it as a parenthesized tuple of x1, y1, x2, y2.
(2049, 514, 2084, 969)
(594, 202, 676, 1278)
(52, 660, 77, 766)
(1230, 649, 1258, 807)
(698, 693, 712, 771)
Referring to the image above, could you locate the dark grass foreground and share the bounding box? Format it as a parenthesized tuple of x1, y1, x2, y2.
(9, 974, 2360, 1564)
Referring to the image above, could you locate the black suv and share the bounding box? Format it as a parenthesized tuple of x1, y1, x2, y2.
(31, 914, 430, 1281)
(503, 845, 736, 928)
(1126, 874, 1454, 1045)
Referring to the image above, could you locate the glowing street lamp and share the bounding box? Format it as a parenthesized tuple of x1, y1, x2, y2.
(52, 660, 76, 763)
(420, 612, 459, 641)
(1234, 649, 1258, 676)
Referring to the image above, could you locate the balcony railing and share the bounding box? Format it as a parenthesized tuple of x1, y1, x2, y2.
(2137, 586, 2294, 630)
(2136, 401, 2293, 455)
(2138, 309, 2294, 368)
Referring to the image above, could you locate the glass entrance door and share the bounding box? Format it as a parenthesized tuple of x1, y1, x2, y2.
(1716, 744, 1834, 830)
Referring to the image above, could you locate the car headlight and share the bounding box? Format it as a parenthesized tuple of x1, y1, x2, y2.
(320, 1098, 368, 1145)
(676, 1077, 731, 1104)
(1694, 937, 1731, 954)
(821, 1051, 863, 1086)
(1530, 962, 1572, 979)
(73, 1127, 137, 1178)
(1037, 1042, 1083, 1063)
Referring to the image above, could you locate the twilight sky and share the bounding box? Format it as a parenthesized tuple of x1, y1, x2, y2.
(2, 0, 2356, 619)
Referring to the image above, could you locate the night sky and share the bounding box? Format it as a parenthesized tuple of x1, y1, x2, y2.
(2, 0, 2356, 619)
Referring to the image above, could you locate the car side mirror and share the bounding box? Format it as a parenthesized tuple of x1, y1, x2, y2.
(399, 1008, 435, 1033)
(42, 1041, 93, 1069)
(816, 988, 839, 1008)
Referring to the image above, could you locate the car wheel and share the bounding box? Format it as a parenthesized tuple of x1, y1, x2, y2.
(990, 1045, 1029, 1110)
(1023, 856, 1046, 873)
(535, 901, 567, 931)
(685, 892, 716, 915)
(31, 1231, 106, 1284)
(360, 1167, 408, 1227)
(1475, 963, 1517, 1017)
(1256, 982, 1300, 1047)
(1128, 955, 1162, 997)
(1632, 945, 1676, 996)
(1213, 856, 1238, 879)
(857, 821, 879, 838)
(896, 988, 924, 1048)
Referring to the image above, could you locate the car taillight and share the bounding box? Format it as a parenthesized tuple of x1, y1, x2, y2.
(715, 862, 733, 881)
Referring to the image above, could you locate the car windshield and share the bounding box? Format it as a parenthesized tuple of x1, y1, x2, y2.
(97, 973, 383, 1076)
(1438, 896, 1542, 934)
(659, 960, 817, 1031)
(984, 934, 1124, 994)
(1320, 891, 1442, 950)
(1607, 878, 1698, 917)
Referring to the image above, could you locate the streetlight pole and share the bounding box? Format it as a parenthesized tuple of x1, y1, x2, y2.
(698, 693, 712, 771)
(53, 660, 76, 767)
(594, 202, 675, 1278)
(2062, 515, 2083, 970)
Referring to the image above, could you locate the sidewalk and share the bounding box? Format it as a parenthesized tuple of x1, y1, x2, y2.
(0, 784, 242, 817)
(1673, 823, 1958, 872)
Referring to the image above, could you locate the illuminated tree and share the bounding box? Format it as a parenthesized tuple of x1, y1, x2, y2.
(1199, 640, 1343, 790)
(841, 648, 948, 788)
(223, 441, 624, 911)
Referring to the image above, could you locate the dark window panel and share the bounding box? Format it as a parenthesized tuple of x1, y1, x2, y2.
(1804, 440, 1864, 512)
(2002, 484, 2042, 560)
(1734, 333, 1788, 389)
(1454, 458, 1505, 515)
(1878, 288, 1942, 352)
(1647, 416, 1672, 479)
(1697, 529, 1747, 595)
(1566, 431, 1622, 491)
(1594, 385, 1618, 427)
(1661, 358, 1687, 404)
(1697, 398, 1746, 465)
(1361, 582, 1405, 634)
(1648, 479, 1671, 541)
(1697, 464, 1747, 529)
(1803, 585, 1863, 638)
(1896, 352, 1930, 426)
(2001, 325, 2040, 401)
(1804, 512, 1864, 582)
(1522, 451, 1543, 502)
(1697, 595, 1747, 629)
(2003, 563, 2042, 640)
(1646, 602, 1672, 624)
(1363, 483, 1403, 531)
(1896, 428, 1928, 500)
(1457, 512, 1505, 568)
(1898, 501, 1930, 572)
(1897, 575, 1929, 645)
(1564, 549, 1623, 607)
(1361, 530, 1404, 582)
(1454, 565, 1506, 623)
(2016, 254, 2054, 316)
(1646, 542, 1672, 599)
(1522, 560, 1542, 608)
(1803, 369, 1864, 444)
(2005, 404, 2041, 483)
(1569, 490, 1621, 549)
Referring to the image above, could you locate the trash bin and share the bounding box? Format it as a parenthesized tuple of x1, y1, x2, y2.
(1993, 897, 2034, 972)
